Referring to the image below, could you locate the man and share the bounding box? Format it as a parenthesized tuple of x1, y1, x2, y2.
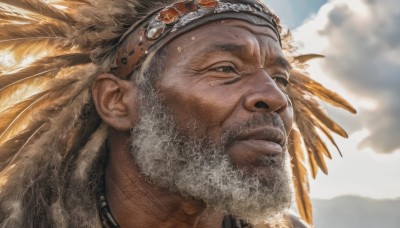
(0, 0, 354, 227)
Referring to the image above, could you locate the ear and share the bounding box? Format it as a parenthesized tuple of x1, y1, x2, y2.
(92, 73, 138, 131)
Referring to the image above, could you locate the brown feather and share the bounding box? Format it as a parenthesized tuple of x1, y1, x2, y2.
(311, 128, 333, 159)
(290, 69, 357, 114)
(0, 122, 48, 171)
(295, 106, 329, 175)
(0, 41, 67, 71)
(315, 122, 343, 157)
(0, 54, 91, 97)
(0, 0, 75, 23)
(289, 130, 313, 225)
(0, 78, 79, 144)
(293, 54, 324, 64)
(0, 23, 71, 53)
(301, 99, 348, 138)
(0, 10, 35, 23)
(0, 77, 92, 173)
(307, 149, 319, 179)
(288, 84, 345, 157)
(306, 141, 329, 175)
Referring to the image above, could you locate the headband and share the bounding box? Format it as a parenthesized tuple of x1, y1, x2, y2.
(110, 0, 281, 78)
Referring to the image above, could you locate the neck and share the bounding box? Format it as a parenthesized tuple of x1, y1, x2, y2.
(104, 131, 223, 227)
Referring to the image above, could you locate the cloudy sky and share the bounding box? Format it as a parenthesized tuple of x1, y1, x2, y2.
(267, 0, 400, 199)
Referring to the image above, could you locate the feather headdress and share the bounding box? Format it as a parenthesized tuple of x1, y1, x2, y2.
(0, 0, 355, 226)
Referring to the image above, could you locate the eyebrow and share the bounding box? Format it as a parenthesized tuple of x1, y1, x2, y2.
(273, 56, 292, 73)
(212, 43, 247, 53)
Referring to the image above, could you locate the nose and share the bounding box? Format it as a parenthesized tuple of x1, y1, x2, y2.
(243, 76, 288, 114)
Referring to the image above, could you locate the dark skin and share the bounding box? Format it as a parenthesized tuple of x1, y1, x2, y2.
(92, 20, 294, 227)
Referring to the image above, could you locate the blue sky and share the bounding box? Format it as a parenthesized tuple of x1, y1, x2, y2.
(266, 0, 328, 28)
(264, 0, 400, 200)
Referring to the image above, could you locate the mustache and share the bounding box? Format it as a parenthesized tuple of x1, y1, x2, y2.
(221, 113, 287, 148)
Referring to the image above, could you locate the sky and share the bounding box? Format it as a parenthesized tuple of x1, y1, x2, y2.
(266, 0, 400, 199)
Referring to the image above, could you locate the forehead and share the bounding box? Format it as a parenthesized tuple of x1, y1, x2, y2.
(164, 19, 281, 58)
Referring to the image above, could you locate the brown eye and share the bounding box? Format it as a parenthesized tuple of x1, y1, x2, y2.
(273, 77, 289, 91)
(215, 66, 236, 73)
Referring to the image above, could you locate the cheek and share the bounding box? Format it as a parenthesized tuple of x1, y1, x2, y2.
(159, 84, 238, 139)
(281, 105, 294, 134)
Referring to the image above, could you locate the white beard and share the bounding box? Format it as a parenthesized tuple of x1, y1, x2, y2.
(129, 87, 293, 223)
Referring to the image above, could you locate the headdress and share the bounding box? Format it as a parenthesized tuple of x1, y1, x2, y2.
(0, 0, 356, 226)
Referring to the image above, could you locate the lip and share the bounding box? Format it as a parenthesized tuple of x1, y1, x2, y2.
(236, 139, 283, 156)
(236, 126, 286, 148)
(226, 126, 286, 167)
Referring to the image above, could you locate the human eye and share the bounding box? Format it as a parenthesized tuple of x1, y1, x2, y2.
(213, 65, 236, 73)
(210, 64, 242, 84)
(272, 76, 289, 91)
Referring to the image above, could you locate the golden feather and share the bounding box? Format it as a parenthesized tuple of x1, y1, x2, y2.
(285, 50, 356, 224)
(289, 129, 313, 225)
(0, 10, 35, 23)
(290, 69, 357, 114)
(315, 121, 343, 157)
(0, 23, 71, 56)
(0, 0, 74, 23)
(0, 79, 79, 143)
(302, 99, 348, 138)
(293, 54, 324, 64)
(0, 54, 91, 98)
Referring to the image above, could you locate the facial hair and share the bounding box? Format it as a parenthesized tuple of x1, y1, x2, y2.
(129, 86, 293, 223)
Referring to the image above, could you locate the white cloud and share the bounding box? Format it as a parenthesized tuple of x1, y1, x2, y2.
(293, 0, 400, 153)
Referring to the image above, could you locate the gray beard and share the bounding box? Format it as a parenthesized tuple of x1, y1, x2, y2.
(129, 86, 293, 223)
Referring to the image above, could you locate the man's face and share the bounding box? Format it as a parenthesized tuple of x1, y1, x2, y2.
(157, 20, 293, 172)
(129, 20, 294, 222)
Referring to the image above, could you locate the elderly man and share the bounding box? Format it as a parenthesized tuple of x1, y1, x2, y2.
(0, 0, 354, 227)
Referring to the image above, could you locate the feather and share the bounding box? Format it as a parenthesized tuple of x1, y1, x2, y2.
(0, 75, 93, 172)
(290, 69, 357, 114)
(294, 105, 329, 175)
(0, 41, 65, 72)
(0, 0, 75, 23)
(315, 122, 343, 157)
(311, 128, 333, 160)
(0, 22, 70, 49)
(301, 99, 348, 138)
(0, 122, 48, 171)
(0, 10, 35, 23)
(307, 151, 319, 179)
(288, 84, 345, 158)
(0, 54, 91, 99)
(293, 54, 324, 64)
(0, 78, 79, 144)
(289, 130, 313, 225)
(0, 68, 59, 105)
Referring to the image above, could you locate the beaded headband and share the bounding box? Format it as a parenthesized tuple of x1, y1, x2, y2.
(111, 0, 281, 78)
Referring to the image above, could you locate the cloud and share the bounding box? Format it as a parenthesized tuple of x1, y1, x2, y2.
(293, 0, 400, 153)
(266, 0, 328, 28)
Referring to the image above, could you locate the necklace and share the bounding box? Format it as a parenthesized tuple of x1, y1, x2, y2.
(97, 174, 120, 228)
